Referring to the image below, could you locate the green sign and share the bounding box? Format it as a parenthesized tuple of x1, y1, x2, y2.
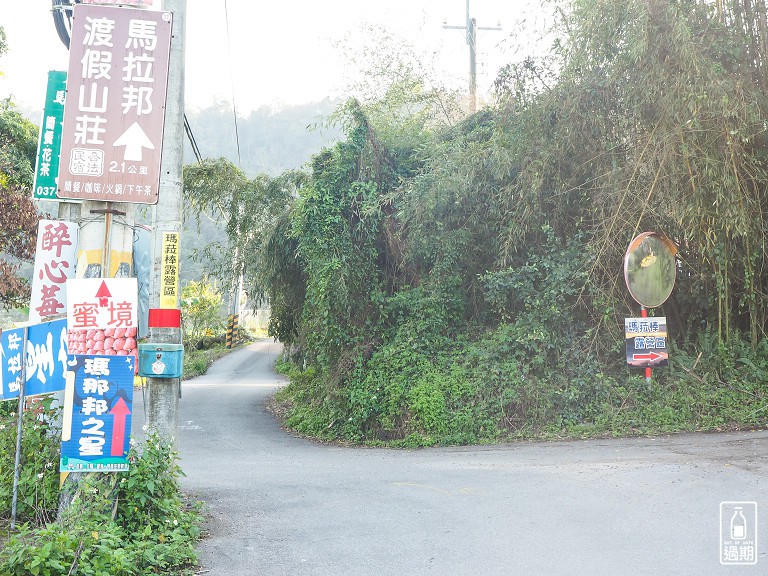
(33, 71, 67, 200)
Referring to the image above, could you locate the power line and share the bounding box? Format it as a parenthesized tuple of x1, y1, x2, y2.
(184, 115, 203, 164)
(223, 0, 242, 169)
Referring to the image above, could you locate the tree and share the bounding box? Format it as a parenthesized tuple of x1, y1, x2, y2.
(182, 158, 302, 311)
(180, 279, 224, 350)
(494, 0, 768, 345)
(0, 27, 42, 309)
(267, 0, 768, 444)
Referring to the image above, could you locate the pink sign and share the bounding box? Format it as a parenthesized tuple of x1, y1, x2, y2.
(57, 4, 172, 204)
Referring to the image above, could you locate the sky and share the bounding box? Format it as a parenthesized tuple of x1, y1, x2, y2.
(0, 0, 550, 117)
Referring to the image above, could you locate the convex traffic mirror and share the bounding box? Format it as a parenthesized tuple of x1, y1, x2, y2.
(624, 232, 678, 308)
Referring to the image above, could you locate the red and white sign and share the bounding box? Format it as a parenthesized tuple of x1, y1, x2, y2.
(57, 4, 172, 204)
(66, 278, 138, 330)
(66, 278, 139, 367)
(29, 220, 79, 323)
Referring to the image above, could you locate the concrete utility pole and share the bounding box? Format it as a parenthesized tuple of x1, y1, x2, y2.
(444, 0, 501, 113)
(146, 0, 186, 443)
(50, 0, 184, 517)
(50, 0, 136, 517)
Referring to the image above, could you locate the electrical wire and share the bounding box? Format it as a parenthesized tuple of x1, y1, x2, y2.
(223, 0, 243, 169)
(184, 114, 204, 164)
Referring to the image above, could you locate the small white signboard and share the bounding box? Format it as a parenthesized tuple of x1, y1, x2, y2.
(29, 220, 79, 323)
(66, 278, 138, 331)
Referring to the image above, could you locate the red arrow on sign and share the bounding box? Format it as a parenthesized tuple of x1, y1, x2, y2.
(110, 397, 131, 457)
(633, 351, 663, 361)
(96, 280, 112, 307)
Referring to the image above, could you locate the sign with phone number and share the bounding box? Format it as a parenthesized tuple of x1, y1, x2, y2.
(33, 71, 66, 200)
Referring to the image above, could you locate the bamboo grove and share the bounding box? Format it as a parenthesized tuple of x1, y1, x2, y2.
(189, 0, 768, 443)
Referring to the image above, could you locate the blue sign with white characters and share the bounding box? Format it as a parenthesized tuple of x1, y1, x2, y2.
(0, 319, 69, 400)
(1, 327, 27, 399)
(624, 317, 669, 368)
(60, 354, 134, 473)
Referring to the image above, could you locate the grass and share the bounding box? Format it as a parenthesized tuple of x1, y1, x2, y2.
(182, 346, 233, 380)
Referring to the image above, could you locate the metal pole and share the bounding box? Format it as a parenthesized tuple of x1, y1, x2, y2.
(468, 17, 477, 113)
(641, 306, 652, 382)
(102, 210, 112, 273)
(146, 0, 186, 442)
(10, 327, 29, 531)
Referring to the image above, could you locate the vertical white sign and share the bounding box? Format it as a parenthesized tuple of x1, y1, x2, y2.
(29, 220, 79, 324)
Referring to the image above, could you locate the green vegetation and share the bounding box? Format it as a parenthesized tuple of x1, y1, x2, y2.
(181, 279, 225, 351)
(0, 96, 41, 309)
(0, 400, 60, 526)
(182, 345, 231, 380)
(258, 0, 768, 445)
(0, 400, 202, 575)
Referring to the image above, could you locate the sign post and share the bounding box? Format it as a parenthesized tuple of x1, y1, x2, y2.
(52, 0, 184, 517)
(145, 0, 186, 444)
(9, 327, 28, 531)
(623, 232, 678, 381)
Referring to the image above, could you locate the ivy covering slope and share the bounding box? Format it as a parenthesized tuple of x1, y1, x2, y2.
(255, 0, 768, 445)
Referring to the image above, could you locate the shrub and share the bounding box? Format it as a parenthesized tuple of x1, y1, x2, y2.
(0, 434, 202, 576)
(0, 398, 60, 526)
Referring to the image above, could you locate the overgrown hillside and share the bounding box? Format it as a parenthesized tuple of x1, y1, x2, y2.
(251, 0, 768, 445)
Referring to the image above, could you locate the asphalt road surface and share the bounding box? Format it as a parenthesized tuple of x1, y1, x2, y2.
(134, 341, 768, 575)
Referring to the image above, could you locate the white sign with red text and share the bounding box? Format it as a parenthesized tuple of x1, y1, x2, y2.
(66, 278, 138, 331)
(66, 278, 139, 369)
(29, 220, 79, 324)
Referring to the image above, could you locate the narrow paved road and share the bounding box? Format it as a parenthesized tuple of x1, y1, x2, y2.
(138, 341, 768, 575)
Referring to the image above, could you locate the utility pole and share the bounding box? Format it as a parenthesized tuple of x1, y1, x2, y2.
(145, 0, 186, 443)
(444, 0, 501, 113)
(49, 1, 137, 515)
(49, 0, 185, 445)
